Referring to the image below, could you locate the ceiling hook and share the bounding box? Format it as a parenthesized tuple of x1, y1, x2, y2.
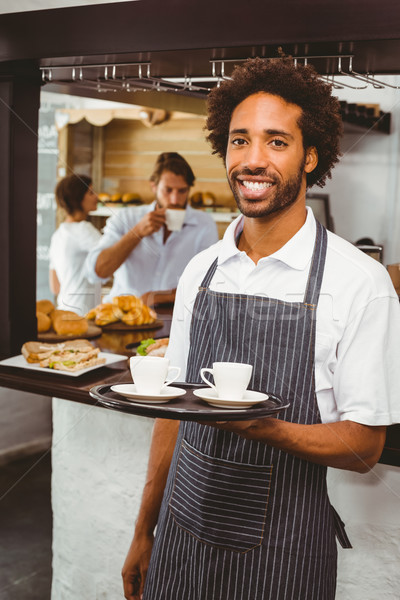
(147, 64, 151, 78)
(104, 66, 108, 80)
(112, 65, 116, 79)
(72, 67, 76, 81)
(79, 67, 83, 81)
(211, 61, 216, 77)
(138, 64, 142, 79)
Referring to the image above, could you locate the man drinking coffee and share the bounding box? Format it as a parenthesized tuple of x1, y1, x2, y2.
(86, 152, 218, 306)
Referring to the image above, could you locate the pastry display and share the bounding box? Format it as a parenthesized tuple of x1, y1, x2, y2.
(86, 295, 157, 328)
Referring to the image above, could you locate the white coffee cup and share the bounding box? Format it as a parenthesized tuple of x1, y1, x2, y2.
(130, 356, 181, 395)
(200, 362, 253, 400)
(165, 208, 186, 231)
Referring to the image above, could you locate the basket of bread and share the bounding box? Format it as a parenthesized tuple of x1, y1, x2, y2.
(86, 295, 163, 331)
(37, 300, 102, 342)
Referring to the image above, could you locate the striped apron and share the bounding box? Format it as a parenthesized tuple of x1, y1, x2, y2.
(144, 221, 350, 600)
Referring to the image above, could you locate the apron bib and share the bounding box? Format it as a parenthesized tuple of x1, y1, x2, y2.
(144, 221, 350, 600)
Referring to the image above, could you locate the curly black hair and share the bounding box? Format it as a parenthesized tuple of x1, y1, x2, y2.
(206, 57, 343, 188)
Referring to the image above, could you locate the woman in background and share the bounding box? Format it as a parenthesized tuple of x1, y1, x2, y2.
(49, 174, 102, 316)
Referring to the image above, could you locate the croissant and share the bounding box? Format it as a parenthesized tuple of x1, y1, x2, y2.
(94, 303, 123, 326)
(113, 295, 143, 313)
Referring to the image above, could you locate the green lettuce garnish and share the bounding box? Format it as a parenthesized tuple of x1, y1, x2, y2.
(137, 338, 156, 356)
(62, 360, 76, 367)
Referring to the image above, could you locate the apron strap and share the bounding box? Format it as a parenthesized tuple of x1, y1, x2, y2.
(199, 257, 218, 289)
(303, 221, 328, 307)
(331, 504, 353, 549)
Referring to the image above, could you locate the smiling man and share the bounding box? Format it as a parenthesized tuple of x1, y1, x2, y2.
(86, 152, 218, 306)
(122, 58, 400, 600)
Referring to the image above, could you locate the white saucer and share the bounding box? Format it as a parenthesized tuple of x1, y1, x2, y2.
(193, 388, 269, 409)
(111, 384, 186, 403)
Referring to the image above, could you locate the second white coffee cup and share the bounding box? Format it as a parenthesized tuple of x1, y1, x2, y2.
(200, 362, 253, 400)
(130, 356, 181, 395)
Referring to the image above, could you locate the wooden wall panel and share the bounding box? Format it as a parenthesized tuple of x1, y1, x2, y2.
(100, 117, 235, 206)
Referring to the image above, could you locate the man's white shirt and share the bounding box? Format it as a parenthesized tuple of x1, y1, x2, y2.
(86, 202, 219, 299)
(167, 208, 400, 426)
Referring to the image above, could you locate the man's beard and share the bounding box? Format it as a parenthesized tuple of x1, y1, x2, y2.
(229, 158, 306, 219)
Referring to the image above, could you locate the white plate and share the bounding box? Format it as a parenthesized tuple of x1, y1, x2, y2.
(0, 352, 128, 377)
(111, 384, 186, 403)
(193, 388, 269, 409)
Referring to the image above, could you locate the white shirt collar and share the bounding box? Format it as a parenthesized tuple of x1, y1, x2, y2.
(218, 206, 317, 271)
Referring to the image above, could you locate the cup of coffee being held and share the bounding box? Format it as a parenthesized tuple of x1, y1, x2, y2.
(130, 356, 181, 395)
(165, 208, 186, 231)
(200, 362, 253, 400)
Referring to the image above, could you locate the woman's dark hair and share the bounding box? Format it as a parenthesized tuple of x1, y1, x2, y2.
(206, 57, 343, 188)
(55, 174, 92, 215)
(150, 152, 195, 187)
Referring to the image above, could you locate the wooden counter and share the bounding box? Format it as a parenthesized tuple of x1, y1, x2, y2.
(0, 307, 173, 406)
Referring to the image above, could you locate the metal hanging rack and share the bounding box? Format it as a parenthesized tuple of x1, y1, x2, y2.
(39, 54, 400, 95)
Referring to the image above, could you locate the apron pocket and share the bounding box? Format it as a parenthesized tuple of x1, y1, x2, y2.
(169, 439, 273, 553)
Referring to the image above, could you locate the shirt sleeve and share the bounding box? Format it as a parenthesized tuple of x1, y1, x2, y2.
(165, 277, 190, 379)
(85, 212, 130, 284)
(334, 295, 400, 426)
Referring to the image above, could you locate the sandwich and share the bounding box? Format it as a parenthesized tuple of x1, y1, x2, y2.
(21, 339, 96, 364)
(39, 346, 105, 372)
(137, 337, 169, 357)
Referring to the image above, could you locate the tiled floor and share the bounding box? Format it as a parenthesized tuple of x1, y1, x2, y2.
(0, 452, 52, 599)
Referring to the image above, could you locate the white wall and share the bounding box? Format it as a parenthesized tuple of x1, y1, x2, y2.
(321, 75, 400, 264)
(328, 465, 400, 599)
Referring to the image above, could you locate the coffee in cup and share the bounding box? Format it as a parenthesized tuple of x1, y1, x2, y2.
(130, 356, 181, 395)
(200, 362, 253, 400)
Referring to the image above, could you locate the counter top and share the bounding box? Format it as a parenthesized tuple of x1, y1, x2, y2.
(0, 305, 398, 466)
(89, 205, 239, 222)
(0, 307, 173, 406)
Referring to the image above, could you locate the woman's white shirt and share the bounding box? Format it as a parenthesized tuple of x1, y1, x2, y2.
(49, 220, 102, 316)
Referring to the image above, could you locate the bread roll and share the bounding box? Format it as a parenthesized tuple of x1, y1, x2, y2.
(36, 299, 55, 315)
(37, 311, 51, 333)
(52, 310, 89, 336)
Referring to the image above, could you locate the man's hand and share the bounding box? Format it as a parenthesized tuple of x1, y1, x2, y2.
(95, 207, 167, 279)
(133, 207, 166, 239)
(122, 533, 154, 600)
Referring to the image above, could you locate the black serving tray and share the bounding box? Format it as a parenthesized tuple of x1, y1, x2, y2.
(89, 383, 289, 422)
